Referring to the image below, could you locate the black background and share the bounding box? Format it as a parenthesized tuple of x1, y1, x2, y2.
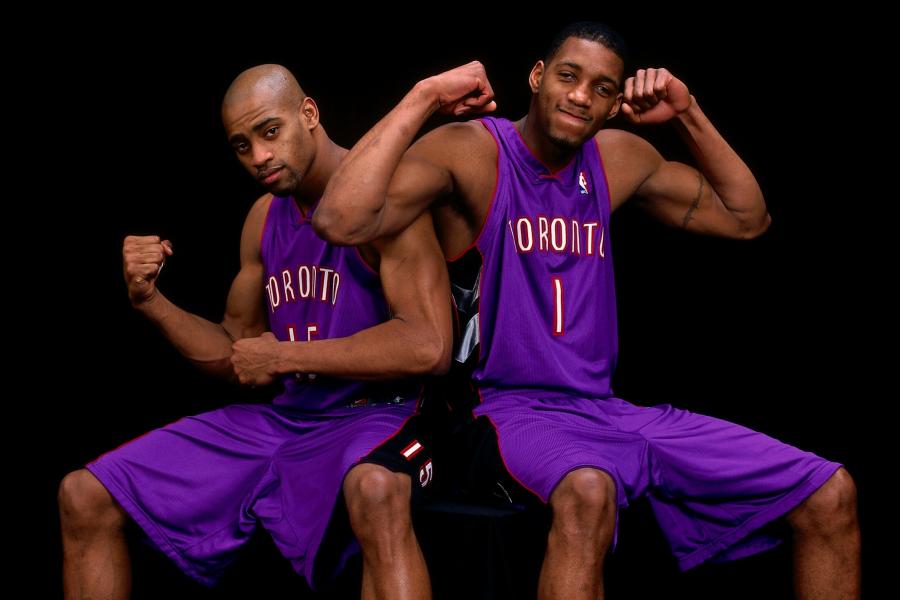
(39, 11, 880, 598)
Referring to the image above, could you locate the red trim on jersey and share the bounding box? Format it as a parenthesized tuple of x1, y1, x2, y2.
(356, 413, 418, 463)
(513, 124, 576, 176)
(258, 195, 276, 258)
(475, 245, 485, 371)
(593, 138, 613, 216)
(90, 416, 188, 463)
(295, 196, 320, 221)
(353, 246, 381, 276)
(483, 413, 546, 502)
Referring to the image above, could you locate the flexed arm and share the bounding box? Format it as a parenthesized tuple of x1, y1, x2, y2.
(617, 68, 770, 239)
(231, 213, 452, 385)
(313, 61, 496, 246)
(123, 196, 269, 380)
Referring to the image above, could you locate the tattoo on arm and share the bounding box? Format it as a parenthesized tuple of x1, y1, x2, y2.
(681, 173, 704, 229)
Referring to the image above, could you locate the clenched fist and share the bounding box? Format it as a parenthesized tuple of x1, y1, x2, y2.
(231, 332, 283, 386)
(123, 235, 173, 305)
(621, 68, 692, 125)
(423, 61, 497, 117)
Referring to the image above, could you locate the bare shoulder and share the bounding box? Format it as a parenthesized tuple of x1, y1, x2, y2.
(248, 193, 275, 220)
(436, 121, 499, 237)
(244, 193, 274, 230)
(427, 119, 495, 144)
(595, 129, 663, 210)
(239, 193, 274, 260)
(407, 120, 497, 232)
(595, 127, 658, 155)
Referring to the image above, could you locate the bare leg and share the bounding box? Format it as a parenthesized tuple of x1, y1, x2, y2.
(59, 469, 131, 600)
(344, 464, 431, 600)
(786, 467, 860, 599)
(538, 468, 616, 600)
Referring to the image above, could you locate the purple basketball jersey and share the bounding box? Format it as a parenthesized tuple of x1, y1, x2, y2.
(458, 118, 842, 570)
(262, 196, 418, 412)
(86, 195, 426, 589)
(472, 117, 617, 398)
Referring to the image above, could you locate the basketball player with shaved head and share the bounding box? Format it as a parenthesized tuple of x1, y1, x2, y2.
(315, 22, 861, 599)
(59, 64, 448, 600)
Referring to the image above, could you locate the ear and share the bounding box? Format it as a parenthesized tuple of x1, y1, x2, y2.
(606, 92, 624, 120)
(528, 60, 545, 93)
(300, 97, 320, 130)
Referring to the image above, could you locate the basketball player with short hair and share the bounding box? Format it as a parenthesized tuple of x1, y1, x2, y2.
(314, 22, 861, 599)
(59, 64, 448, 600)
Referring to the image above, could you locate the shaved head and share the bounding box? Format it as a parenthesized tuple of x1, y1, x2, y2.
(222, 64, 306, 115)
(222, 64, 325, 197)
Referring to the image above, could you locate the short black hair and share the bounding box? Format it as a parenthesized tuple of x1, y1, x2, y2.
(544, 22, 628, 66)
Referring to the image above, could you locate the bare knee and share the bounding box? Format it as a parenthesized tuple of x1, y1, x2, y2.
(550, 468, 617, 536)
(788, 467, 857, 534)
(344, 464, 411, 535)
(59, 469, 126, 533)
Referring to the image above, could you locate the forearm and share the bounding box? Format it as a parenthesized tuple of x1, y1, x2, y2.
(674, 98, 769, 231)
(315, 81, 439, 245)
(275, 318, 447, 382)
(134, 292, 237, 380)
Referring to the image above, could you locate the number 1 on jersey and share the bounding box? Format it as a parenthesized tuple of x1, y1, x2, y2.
(552, 276, 564, 336)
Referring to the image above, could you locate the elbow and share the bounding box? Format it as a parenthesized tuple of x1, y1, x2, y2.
(189, 355, 241, 384)
(313, 193, 379, 246)
(412, 337, 451, 376)
(431, 341, 452, 375)
(310, 202, 352, 245)
(739, 210, 772, 240)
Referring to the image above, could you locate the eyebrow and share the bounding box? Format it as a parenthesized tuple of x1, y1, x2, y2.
(228, 117, 281, 145)
(555, 61, 619, 88)
(252, 117, 281, 133)
(557, 61, 582, 71)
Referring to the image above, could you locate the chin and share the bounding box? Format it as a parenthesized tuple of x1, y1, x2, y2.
(548, 130, 584, 150)
(266, 180, 296, 197)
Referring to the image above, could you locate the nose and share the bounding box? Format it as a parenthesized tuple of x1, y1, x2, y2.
(568, 84, 591, 108)
(251, 143, 274, 169)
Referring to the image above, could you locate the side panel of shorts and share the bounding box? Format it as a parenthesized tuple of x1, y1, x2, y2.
(474, 392, 841, 570)
(86, 403, 305, 585)
(86, 402, 419, 587)
(623, 399, 841, 570)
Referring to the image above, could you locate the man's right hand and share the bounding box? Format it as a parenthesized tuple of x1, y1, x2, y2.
(422, 61, 497, 117)
(123, 235, 173, 305)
